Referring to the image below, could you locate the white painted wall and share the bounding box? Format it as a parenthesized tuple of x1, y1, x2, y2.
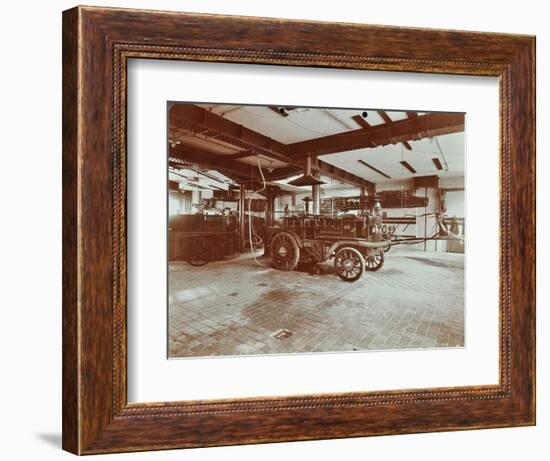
(168, 190, 189, 216)
(446, 190, 465, 218)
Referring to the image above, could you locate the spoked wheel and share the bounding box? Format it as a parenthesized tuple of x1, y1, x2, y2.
(270, 231, 300, 271)
(186, 237, 214, 267)
(334, 247, 365, 282)
(364, 251, 384, 271)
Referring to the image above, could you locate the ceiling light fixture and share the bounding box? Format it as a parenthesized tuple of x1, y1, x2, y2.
(288, 156, 326, 186)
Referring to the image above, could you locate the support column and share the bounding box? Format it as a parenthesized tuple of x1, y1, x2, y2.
(310, 156, 321, 215)
(265, 193, 276, 227)
(415, 186, 438, 252)
(312, 183, 321, 215)
(359, 185, 367, 213)
(367, 182, 376, 196)
(192, 190, 202, 213)
(239, 184, 246, 251)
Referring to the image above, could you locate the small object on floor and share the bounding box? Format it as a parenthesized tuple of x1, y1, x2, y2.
(271, 329, 293, 341)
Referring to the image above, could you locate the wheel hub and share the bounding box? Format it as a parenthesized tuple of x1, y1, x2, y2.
(278, 246, 288, 257)
(343, 259, 354, 270)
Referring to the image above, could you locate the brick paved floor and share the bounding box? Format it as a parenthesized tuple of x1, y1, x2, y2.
(168, 248, 464, 358)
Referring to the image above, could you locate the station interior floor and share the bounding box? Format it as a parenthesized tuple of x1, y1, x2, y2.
(168, 247, 465, 358)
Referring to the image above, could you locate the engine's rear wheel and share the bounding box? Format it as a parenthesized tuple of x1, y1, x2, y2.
(334, 247, 365, 282)
(270, 231, 300, 271)
(365, 251, 384, 271)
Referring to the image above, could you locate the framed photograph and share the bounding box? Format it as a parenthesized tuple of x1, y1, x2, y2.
(62, 6, 535, 455)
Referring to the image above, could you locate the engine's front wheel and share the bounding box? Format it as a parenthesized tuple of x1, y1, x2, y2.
(334, 247, 365, 282)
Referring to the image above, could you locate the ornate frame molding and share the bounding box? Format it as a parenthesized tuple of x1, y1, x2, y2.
(63, 6, 535, 454)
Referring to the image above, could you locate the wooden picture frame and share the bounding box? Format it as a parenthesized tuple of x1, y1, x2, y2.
(62, 5, 535, 455)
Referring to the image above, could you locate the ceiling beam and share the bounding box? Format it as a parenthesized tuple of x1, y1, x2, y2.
(352, 114, 371, 129)
(266, 161, 372, 189)
(170, 104, 374, 189)
(317, 160, 375, 191)
(400, 160, 417, 174)
(402, 141, 413, 151)
(432, 158, 444, 171)
(357, 160, 391, 180)
(377, 110, 393, 125)
(170, 142, 374, 189)
(264, 165, 300, 181)
(285, 112, 464, 158)
(171, 144, 264, 181)
(227, 149, 258, 160)
(377, 111, 415, 151)
(170, 104, 292, 165)
(170, 144, 305, 185)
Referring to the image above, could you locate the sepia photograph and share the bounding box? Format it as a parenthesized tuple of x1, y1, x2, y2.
(54, 2, 537, 455)
(167, 103, 465, 358)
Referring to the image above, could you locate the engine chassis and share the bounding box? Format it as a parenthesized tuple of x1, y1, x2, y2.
(268, 215, 391, 281)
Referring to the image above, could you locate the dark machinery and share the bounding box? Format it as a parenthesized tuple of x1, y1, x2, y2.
(267, 213, 391, 282)
(168, 214, 239, 266)
(319, 192, 463, 253)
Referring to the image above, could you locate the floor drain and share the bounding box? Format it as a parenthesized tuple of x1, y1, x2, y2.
(271, 329, 293, 341)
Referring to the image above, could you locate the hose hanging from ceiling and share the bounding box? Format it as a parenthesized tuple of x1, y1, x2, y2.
(248, 158, 268, 267)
